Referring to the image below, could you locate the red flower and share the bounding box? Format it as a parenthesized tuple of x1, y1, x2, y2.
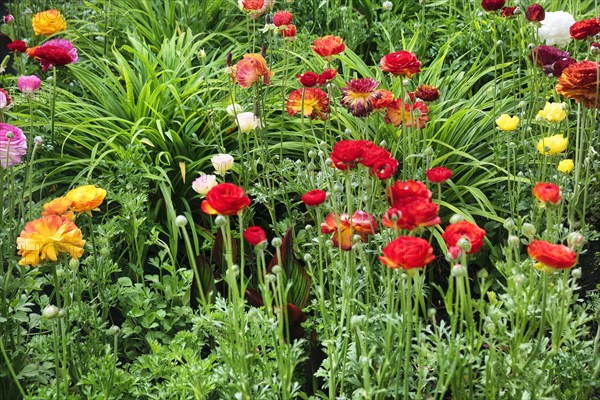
(235, 53, 273, 88)
(442, 220, 486, 254)
(31, 39, 78, 72)
(311, 35, 345, 58)
(556, 61, 600, 108)
(533, 182, 562, 206)
(570, 19, 600, 40)
(372, 157, 398, 180)
(387, 180, 431, 208)
(330, 140, 369, 170)
(525, 4, 545, 22)
(372, 90, 394, 109)
(340, 78, 381, 117)
(553, 58, 577, 78)
(385, 99, 429, 128)
(481, 0, 506, 12)
(426, 166, 453, 183)
(413, 84, 440, 101)
(382, 201, 440, 231)
(281, 24, 297, 39)
(530, 45, 575, 77)
(7, 40, 27, 53)
(379, 236, 435, 270)
(240, 0, 269, 18)
(379, 50, 421, 78)
(501, 6, 517, 18)
(528, 240, 577, 272)
(318, 68, 337, 85)
(286, 88, 330, 120)
(201, 183, 251, 215)
(301, 189, 327, 206)
(244, 226, 267, 246)
(361, 144, 391, 168)
(273, 10, 292, 26)
(321, 210, 377, 250)
(298, 71, 320, 87)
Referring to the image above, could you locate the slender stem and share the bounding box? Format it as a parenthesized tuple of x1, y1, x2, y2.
(0, 338, 26, 398)
(51, 68, 57, 145)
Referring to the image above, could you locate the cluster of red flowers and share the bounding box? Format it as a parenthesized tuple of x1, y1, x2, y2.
(530, 46, 576, 78)
(481, 1, 545, 22)
(273, 10, 296, 39)
(321, 210, 378, 250)
(297, 68, 337, 87)
(383, 180, 440, 231)
(330, 139, 398, 180)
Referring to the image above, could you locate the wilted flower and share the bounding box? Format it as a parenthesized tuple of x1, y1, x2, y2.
(311, 35, 345, 59)
(321, 210, 378, 250)
(537, 134, 568, 155)
(501, 6, 517, 18)
(557, 159, 574, 174)
(32, 9, 66, 36)
(0, 123, 27, 168)
(31, 39, 78, 72)
(529, 45, 575, 77)
(192, 174, 218, 196)
(536, 102, 567, 123)
(380, 50, 421, 77)
(413, 84, 440, 101)
(211, 153, 235, 175)
(286, 88, 330, 120)
(538, 11, 576, 46)
(555, 61, 600, 108)
(66, 185, 107, 214)
(385, 99, 429, 128)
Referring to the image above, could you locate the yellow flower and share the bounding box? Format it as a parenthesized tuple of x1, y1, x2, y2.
(495, 114, 519, 131)
(66, 185, 107, 214)
(537, 134, 568, 155)
(41, 196, 75, 220)
(32, 10, 67, 36)
(17, 215, 85, 267)
(536, 102, 567, 123)
(558, 159, 574, 174)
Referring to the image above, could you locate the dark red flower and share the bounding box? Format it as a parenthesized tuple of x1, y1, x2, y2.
(244, 226, 267, 246)
(273, 10, 292, 26)
(201, 183, 251, 215)
(413, 84, 440, 101)
(570, 19, 600, 40)
(318, 68, 337, 85)
(330, 140, 369, 170)
(31, 39, 78, 72)
(528, 240, 577, 272)
(380, 50, 421, 78)
(372, 157, 398, 180)
(533, 182, 562, 206)
(340, 78, 381, 117)
(529, 45, 575, 78)
(481, 0, 506, 12)
(301, 189, 327, 206)
(501, 6, 517, 18)
(442, 221, 486, 254)
(361, 144, 391, 168)
(525, 4, 545, 22)
(379, 236, 435, 270)
(7, 40, 27, 53)
(298, 71, 320, 87)
(553, 58, 577, 77)
(426, 166, 453, 183)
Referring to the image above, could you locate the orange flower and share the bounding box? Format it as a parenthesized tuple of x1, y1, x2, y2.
(372, 90, 394, 109)
(41, 197, 75, 220)
(238, 0, 269, 18)
(66, 185, 107, 214)
(555, 61, 600, 108)
(26, 46, 40, 58)
(286, 88, 330, 120)
(528, 240, 577, 273)
(32, 9, 67, 36)
(321, 210, 378, 250)
(385, 99, 429, 128)
(311, 35, 345, 59)
(16, 215, 85, 267)
(533, 182, 561, 206)
(235, 53, 273, 89)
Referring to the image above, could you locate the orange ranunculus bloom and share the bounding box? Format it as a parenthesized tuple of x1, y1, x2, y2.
(533, 182, 562, 206)
(41, 196, 75, 220)
(311, 35, 345, 58)
(32, 9, 67, 36)
(66, 185, 107, 214)
(321, 210, 378, 251)
(555, 61, 600, 109)
(372, 90, 394, 109)
(528, 240, 577, 273)
(382, 201, 440, 231)
(17, 215, 85, 267)
(379, 51, 421, 78)
(286, 88, 330, 120)
(442, 220, 486, 254)
(201, 183, 251, 216)
(379, 236, 435, 270)
(235, 53, 273, 89)
(385, 99, 429, 128)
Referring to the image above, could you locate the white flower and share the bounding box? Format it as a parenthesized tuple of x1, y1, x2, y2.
(382, 1, 393, 10)
(226, 103, 243, 116)
(234, 111, 261, 133)
(211, 154, 234, 176)
(538, 11, 576, 46)
(192, 173, 218, 195)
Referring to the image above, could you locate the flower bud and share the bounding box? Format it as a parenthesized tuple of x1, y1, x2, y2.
(451, 263, 467, 277)
(449, 214, 464, 224)
(42, 305, 59, 320)
(175, 215, 188, 227)
(457, 237, 472, 253)
(69, 258, 79, 270)
(503, 217, 516, 232)
(100, 247, 111, 257)
(107, 325, 120, 336)
(271, 237, 282, 248)
(514, 274, 525, 287)
(199, 49, 206, 59)
(350, 315, 366, 328)
(521, 223, 536, 239)
(427, 308, 437, 319)
(382, 1, 393, 10)
(402, 79, 410, 86)
(265, 274, 276, 284)
(317, 150, 324, 158)
(567, 232, 584, 248)
(57, 308, 65, 318)
(34, 136, 44, 145)
(477, 269, 489, 280)
(424, 147, 434, 157)
(333, 182, 343, 193)
(571, 268, 582, 279)
(230, 264, 239, 275)
(303, 253, 313, 263)
(305, 224, 312, 230)
(308, 150, 316, 158)
(271, 265, 282, 275)
(445, 245, 461, 262)
(215, 215, 227, 227)
(5, 131, 14, 139)
(352, 234, 362, 244)
(507, 235, 520, 247)
(344, 128, 352, 134)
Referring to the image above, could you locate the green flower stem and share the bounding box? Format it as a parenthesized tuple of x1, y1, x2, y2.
(179, 222, 207, 307)
(51, 68, 58, 145)
(402, 274, 413, 398)
(0, 338, 26, 398)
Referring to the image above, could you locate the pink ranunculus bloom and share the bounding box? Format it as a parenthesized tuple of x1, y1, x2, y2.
(0, 123, 27, 168)
(18, 75, 42, 93)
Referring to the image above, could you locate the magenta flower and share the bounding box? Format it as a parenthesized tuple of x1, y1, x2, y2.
(18, 75, 42, 94)
(0, 123, 27, 168)
(31, 39, 78, 72)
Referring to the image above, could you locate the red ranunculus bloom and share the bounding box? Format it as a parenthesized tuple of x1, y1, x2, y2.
(413, 84, 440, 101)
(330, 139, 369, 170)
(244, 226, 267, 246)
(481, 0, 506, 12)
(321, 210, 377, 250)
(286, 88, 330, 120)
(240, 0, 269, 19)
(31, 39, 78, 72)
(372, 157, 398, 180)
(426, 166, 453, 183)
(273, 10, 292, 26)
(379, 236, 435, 270)
(556, 61, 600, 108)
(361, 144, 390, 168)
(382, 201, 440, 231)
(570, 19, 600, 41)
(298, 71, 320, 87)
(529, 45, 575, 77)
(7, 40, 27, 53)
(281, 24, 296, 39)
(311, 35, 345, 58)
(235, 53, 273, 88)
(533, 182, 562, 206)
(385, 99, 429, 128)
(318, 68, 337, 85)
(301, 189, 327, 206)
(528, 240, 577, 273)
(553, 58, 577, 78)
(372, 90, 394, 109)
(201, 183, 251, 215)
(442, 220, 486, 254)
(501, 6, 517, 18)
(340, 78, 381, 117)
(379, 50, 421, 78)
(525, 4, 545, 22)
(387, 180, 431, 207)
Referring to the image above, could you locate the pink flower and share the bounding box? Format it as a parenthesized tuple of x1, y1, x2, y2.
(0, 123, 27, 168)
(18, 75, 42, 93)
(31, 39, 78, 72)
(0, 89, 11, 110)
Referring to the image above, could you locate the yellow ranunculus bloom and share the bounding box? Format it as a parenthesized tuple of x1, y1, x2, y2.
(537, 134, 568, 155)
(495, 114, 519, 131)
(66, 185, 107, 214)
(32, 10, 67, 37)
(558, 159, 574, 174)
(536, 102, 567, 123)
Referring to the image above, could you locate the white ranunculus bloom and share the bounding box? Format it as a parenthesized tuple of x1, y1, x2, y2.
(211, 154, 234, 176)
(234, 111, 261, 133)
(192, 173, 218, 196)
(538, 11, 576, 46)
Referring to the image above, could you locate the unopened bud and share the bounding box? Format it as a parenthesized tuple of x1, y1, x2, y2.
(34, 136, 44, 145)
(350, 315, 366, 328)
(175, 215, 188, 227)
(507, 235, 520, 247)
(451, 263, 467, 277)
(449, 214, 464, 224)
(69, 258, 79, 270)
(457, 237, 472, 253)
(303, 253, 313, 263)
(271, 237, 282, 248)
(271, 265, 282, 275)
(571, 268, 582, 279)
(5, 131, 13, 139)
(477, 269, 489, 279)
(521, 223, 536, 239)
(333, 182, 343, 193)
(199, 49, 206, 59)
(42, 305, 59, 320)
(308, 150, 316, 158)
(107, 325, 120, 335)
(424, 147, 434, 156)
(352, 234, 362, 244)
(567, 232, 584, 248)
(514, 274, 525, 287)
(215, 215, 227, 227)
(445, 245, 462, 261)
(427, 308, 436, 319)
(503, 217, 516, 232)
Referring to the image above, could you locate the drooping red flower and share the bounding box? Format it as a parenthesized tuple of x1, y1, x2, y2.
(555, 61, 600, 108)
(340, 78, 381, 117)
(570, 18, 600, 40)
(201, 183, 251, 215)
(329, 139, 369, 170)
(321, 210, 377, 250)
(244, 226, 267, 246)
(372, 90, 394, 109)
(298, 71, 320, 87)
(379, 236, 435, 270)
(387, 180, 432, 207)
(501, 6, 517, 18)
(525, 4, 545, 22)
(533, 182, 562, 206)
(311, 35, 345, 58)
(7, 40, 27, 53)
(301, 189, 327, 206)
(273, 10, 292, 26)
(286, 88, 330, 120)
(413, 84, 440, 101)
(528, 240, 577, 272)
(31, 39, 78, 72)
(385, 99, 429, 128)
(235, 53, 273, 88)
(426, 166, 453, 183)
(318, 68, 337, 85)
(442, 220, 486, 254)
(481, 0, 506, 12)
(379, 50, 421, 78)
